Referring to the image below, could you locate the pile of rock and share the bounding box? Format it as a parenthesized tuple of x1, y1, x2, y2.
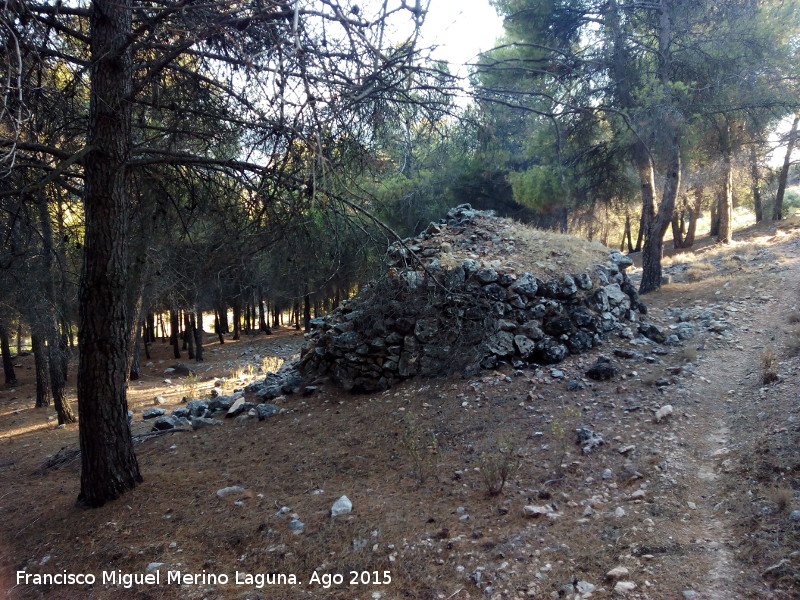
(140, 392, 280, 432)
(299, 205, 655, 393)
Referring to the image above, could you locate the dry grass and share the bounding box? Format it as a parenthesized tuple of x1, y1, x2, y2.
(675, 346, 698, 363)
(438, 216, 611, 278)
(768, 486, 795, 513)
(785, 325, 800, 357)
(760, 347, 780, 384)
(685, 262, 717, 282)
(504, 221, 611, 275)
(477, 437, 519, 496)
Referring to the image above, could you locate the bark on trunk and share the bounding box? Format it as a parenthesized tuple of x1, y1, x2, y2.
(718, 126, 734, 243)
(258, 288, 269, 333)
(217, 303, 229, 334)
(640, 136, 681, 295)
(750, 144, 764, 223)
(184, 312, 195, 360)
(146, 312, 156, 344)
(77, 0, 142, 508)
(143, 322, 151, 360)
(244, 300, 252, 334)
(774, 114, 799, 221)
(214, 312, 225, 344)
(130, 330, 141, 381)
(193, 310, 204, 362)
(303, 289, 312, 332)
(683, 187, 703, 248)
(232, 299, 241, 340)
(170, 309, 181, 359)
(32, 334, 52, 408)
(0, 321, 17, 385)
(670, 212, 684, 249)
(37, 195, 77, 424)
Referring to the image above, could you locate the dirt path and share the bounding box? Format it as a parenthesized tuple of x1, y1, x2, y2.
(643, 224, 800, 599)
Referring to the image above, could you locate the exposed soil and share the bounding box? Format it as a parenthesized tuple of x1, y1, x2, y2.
(0, 217, 799, 600)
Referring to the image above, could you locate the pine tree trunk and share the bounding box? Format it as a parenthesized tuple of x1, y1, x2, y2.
(77, 0, 142, 508)
(217, 302, 229, 334)
(718, 130, 734, 243)
(774, 114, 799, 221)
(181, 310, 188, 350)
(146, 312, 156, 343)
(32, 334, 52, 408)
(214, 311, 225, 344)
(303, 289, 312, 333)
(130, 331, 141, 381)
(751, 144, 764, 223)
(170, 309, 181, 359)
(683, 187, 703, 248)
(709, 198, 720, 237)
(232, 299, 241, 340)
(184, 312, 195, 360)
(193, 310, 204, 362)
(258, 288, 268, 332)
(640, 136, 681, 295)
(143, 322, 151, 360)
(243, 301, 251, 334)
(670, 212, 684, 249)
(37, 194, 77, 424)
(0, 321, 17, 385)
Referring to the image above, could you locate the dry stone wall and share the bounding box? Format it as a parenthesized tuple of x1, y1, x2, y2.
(299, 205, 649, 392)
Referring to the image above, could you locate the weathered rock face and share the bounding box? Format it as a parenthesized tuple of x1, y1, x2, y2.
(299, 205, 647, 392)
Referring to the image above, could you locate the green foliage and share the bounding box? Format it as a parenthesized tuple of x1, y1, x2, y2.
(784, 188, 800, 211)
(508, 165, 566, 212)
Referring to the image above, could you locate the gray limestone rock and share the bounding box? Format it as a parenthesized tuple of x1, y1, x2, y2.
(585, 360, 618, 380)
(639, 322, 666, 343)
(475, 267, 499, 284)
(510, 273, 539, 298)
(513, 335, 536, 359)
(256, 403, 278, 420)
(187, 399, 209, 418)
(152, 415, 187, 431)
(331, 495, 353, 517)
(486, 331, 515, 356)
(172, 407, 190, 419)
(142, 407, 166, 420)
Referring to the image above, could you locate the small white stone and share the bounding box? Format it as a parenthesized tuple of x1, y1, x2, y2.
(523, 505, 555, 518)
(331, 495, 352, 517)
(606, 566, 630, 580)
(654, 405, 674, 423)
(216, 485, 246, 497)
(614, 581, 636, 594)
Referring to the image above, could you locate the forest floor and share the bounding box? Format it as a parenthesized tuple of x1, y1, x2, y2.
(1, 216, 799, 600)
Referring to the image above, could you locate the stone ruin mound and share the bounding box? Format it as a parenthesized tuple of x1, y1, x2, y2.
(299, 205, 650, 393)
